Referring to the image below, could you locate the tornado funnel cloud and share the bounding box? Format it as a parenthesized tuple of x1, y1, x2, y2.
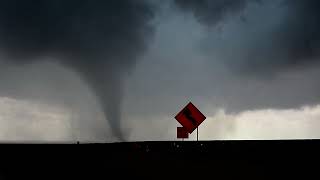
(0, 0, 155, 140)
(78, 67, 126, 141)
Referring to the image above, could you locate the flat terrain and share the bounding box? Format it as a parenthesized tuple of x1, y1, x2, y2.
(1, 140, 319, 179)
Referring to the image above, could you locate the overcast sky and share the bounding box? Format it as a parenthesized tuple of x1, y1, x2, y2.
(0, 0, 319, 142)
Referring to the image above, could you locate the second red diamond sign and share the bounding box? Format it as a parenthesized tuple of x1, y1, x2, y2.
(175, 102, 206, 134)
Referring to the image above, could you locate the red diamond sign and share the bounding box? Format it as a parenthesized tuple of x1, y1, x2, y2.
(175, 102, 206, 133)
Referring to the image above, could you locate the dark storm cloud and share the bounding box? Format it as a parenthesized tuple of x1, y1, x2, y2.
(226, 0, 320, 76)
(271, 0, 320, 69)
(173, 0, 320, 76)
(174, 0, 252, 26)
(0, 0, 155, 140)
(120, 0, 320, 122)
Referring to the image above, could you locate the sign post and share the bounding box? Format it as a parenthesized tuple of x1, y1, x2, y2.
(197, 127, 198, 141)
(175, 102, 206, 141)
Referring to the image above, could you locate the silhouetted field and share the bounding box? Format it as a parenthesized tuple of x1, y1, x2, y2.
(0, 140, 318, 179)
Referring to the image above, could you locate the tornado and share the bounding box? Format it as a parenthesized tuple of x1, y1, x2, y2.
(0, 0, 155, 140)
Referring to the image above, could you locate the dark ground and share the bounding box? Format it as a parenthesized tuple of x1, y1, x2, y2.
(0, 140, 319, 179)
